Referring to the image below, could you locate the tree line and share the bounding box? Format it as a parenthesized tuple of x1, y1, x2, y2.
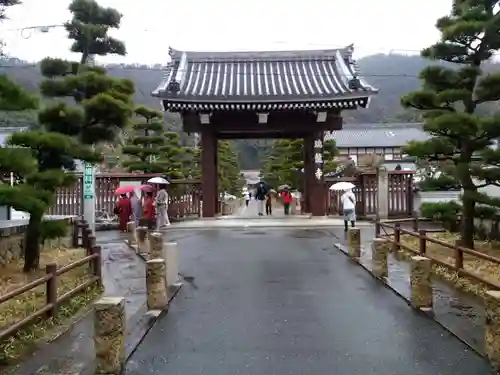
(0, 0, 243, 272)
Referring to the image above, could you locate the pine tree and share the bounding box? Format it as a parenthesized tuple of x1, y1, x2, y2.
(218, 141, 243, 195)
(65, 0, 126, 65)
(159, 132, 185, 180)
(122, 106, 165, 173)
(0, 0, 132, 271)
(261, 139, 303, 189)
(402, 0, 500, 248)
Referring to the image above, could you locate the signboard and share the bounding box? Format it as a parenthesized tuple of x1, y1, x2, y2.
(83, 163, 95, 200)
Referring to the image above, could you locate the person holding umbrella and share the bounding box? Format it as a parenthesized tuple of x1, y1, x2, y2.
(140, 184, 155, 228)
(341, 188, 356, 231)
(155, 183, 171, 228)
(114, 186, 135, 232)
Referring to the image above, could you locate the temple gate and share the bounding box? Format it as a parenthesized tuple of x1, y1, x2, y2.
(153, 45, 377, 217)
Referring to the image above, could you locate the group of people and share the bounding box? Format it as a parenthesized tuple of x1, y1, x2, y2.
(243, 182, 293, 216)
(114, 184, 171, 231)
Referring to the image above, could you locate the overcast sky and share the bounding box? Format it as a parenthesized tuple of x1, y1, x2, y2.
(0, 0, 453, 64)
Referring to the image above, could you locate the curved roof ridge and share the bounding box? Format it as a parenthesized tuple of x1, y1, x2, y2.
(168, 45, 354, 61)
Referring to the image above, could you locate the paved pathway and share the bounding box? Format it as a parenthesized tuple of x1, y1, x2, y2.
(233, 198, 286, 218)
(124, 228, 495, 375)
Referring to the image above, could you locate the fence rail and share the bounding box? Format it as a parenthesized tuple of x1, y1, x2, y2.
(46, 173, 202, 219)
(376, 220, 500, 290)
(326, 171, 414, 217)
(0, 220, 102, 342)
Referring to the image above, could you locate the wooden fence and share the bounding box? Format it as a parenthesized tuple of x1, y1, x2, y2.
(0, 220, 102, 342)
(376, 219, 500, 290)
(47, 173, 201, 219)
(326, 171, 414, 217)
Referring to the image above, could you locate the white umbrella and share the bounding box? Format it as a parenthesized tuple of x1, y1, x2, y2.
(148, 176, 169, 184)
(329, 181, 355, 191)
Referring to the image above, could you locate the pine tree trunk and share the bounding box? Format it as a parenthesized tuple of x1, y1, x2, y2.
(23, 214, 42, 272)
(461, 195, 475, 249)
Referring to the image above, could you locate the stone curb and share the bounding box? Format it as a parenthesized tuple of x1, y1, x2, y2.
(332, 242, 485, 359)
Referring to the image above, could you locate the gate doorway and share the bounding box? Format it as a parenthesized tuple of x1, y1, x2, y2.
(153, 46, 377, 217)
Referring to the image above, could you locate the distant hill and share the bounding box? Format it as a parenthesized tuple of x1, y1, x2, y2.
(1, 54, 499, 168)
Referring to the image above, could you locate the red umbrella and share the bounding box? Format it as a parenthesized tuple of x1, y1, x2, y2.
(140, 184, 154, 192)
(115, 186, 136, 195)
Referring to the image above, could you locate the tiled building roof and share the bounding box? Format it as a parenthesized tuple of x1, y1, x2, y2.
(152, 45, 377, 111)
(328, 123, 429, 148)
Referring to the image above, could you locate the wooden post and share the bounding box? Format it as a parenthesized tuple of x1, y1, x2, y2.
(94, 297, 126, 375)
(371, 238, 388, 279)
(377, 167, 389, 220)
(164, 242, 180, 288)
(91, 245, 103, 286)
(146, 259, 168, 310)
(72, 219, 79, 248)
(347, 228, 361, 259)
(201, 130, 217, 217)
(148, 232, 163, 259)
(419, 230, 427, 255)
(136, 226, 148, 254)
(45, 263, 58, 318)
(127, 221, 136, 246)
(410, 256, 433, 311)
(485, 291, 500, 371)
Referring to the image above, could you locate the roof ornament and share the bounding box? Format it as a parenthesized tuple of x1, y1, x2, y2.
(348, 73, 361, 91)
(167, 79, 180, 93)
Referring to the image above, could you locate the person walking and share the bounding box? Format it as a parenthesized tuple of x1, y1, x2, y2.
(142, 191, 156, 229)
(341, 188, 356, 231)
(255, 182, 268, 216)
(130, 190, 141, 226)
(155, 184, 171, 228)
(243, 190, 250, 207)
(281, 188, 293, 215)
(265, 192, 273, 215)
(115, 194, 132, 232)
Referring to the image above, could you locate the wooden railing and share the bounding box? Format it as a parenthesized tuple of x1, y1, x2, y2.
(0, 220, 102, 341)
(376, 220, 500, 290)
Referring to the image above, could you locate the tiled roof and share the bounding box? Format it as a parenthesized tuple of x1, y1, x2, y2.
(328, 123, 429, 148)
(152, 45, 377, 111)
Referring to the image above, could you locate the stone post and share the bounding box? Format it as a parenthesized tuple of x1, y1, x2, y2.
(377, 167, 389, 220)
(94, 297, 126, 375)
(371, 238, 388, 279)
(126, 221, 136, 246)
(136, 226, 148, 254)
(410, 256, 433, 310)
(347, 228, 361, 259)
(485, 291, 500, 371)
(146, 258, 167, 310)
(164, 242, 180, 288)
(148, 232, 163, 259)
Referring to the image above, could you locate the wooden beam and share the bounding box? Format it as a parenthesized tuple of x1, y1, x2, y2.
(181, 110, 342, 133)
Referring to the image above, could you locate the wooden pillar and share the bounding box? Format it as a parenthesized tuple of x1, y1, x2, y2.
(201, 130, 217, 217)
(311, 131, 326, 216)
(303, 133, 315, 213)
(214, 140, 219, 214)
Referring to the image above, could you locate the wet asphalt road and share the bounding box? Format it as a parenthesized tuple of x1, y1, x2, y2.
(124, 228, 496, 375)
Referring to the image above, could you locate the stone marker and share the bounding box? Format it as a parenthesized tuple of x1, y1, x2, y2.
(126, 221, 136, 246)
(136, 226, 148, 253)
(94, 296, 126, 375)
(371, 238, 388, 279)
(485, 290, 500, 371)
(148, 232, 163, 259)
(410, 256, 433, 310)
(164, 242, 180, 287)
(347, 228, 361, 259)
(146, 258, 168, 310)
